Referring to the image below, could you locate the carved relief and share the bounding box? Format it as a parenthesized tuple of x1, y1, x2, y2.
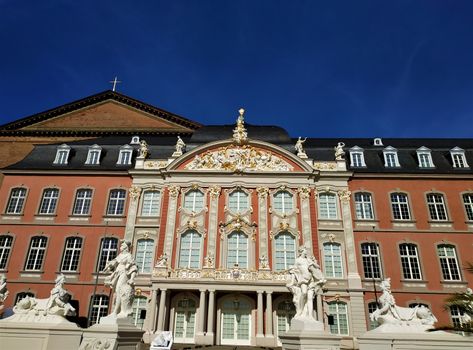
(144, 160, 168, 169)
(128, 186, 142, 200)
(168, 185, 181, 198)
(209, 185, 221, 198)
(256, 186, 269, 199)
(338, 189, 352, 202)
(297, 186, 311, 199)
(313, 162, 336, 170)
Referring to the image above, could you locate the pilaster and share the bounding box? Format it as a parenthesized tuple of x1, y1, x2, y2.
(163, 185, 180, 259)
(124, 186, 141, 240)
(256, 187, 269, 268)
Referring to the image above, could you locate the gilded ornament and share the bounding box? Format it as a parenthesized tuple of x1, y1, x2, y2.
(209, 185, 221, 198)
(297, 186, 311, 199)
(338, 189, 351, 202)
(256, 186, 269, 199)
(168, 185, 180, 198)
(128, 186, 142, 200)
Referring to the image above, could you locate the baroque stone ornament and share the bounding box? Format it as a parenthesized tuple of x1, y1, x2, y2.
(232, 108, 248, 144)
(185, 145, 293, 172)
(144, 160, 168, 169)
(338, 189, 351, 202)
(334, 142, 345, 160)
(256, 186, 269, 199)
(209, 185, 221, 198)
(172, 136, 186, 157)
(294, 137, 308, 158)
(204, 253, 215, 268)
(0, 274, 8, 315)
(155, 253, 169, 268)
(128, 186, 142, 200)
(138, 139, 149, 159)
(168, 185, 181, 198)
(313, 162, 337, 171)
(297, 186, 311, 199)
(78, 338, 112, 350)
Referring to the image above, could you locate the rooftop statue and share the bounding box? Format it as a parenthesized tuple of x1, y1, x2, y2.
(334, 142, 345, 161)
(172, 136, 186, 157)
(294, 137, 308, 158)
(138, 139, 149, 159)
(232, 108, 248, 144)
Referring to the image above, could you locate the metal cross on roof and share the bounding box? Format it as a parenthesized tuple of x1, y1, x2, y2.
(109, 76, 122, 92)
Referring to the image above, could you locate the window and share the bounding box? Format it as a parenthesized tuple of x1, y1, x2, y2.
(141, 191, 161, 216)
(319, 193, 338, 219)
(129, 296, 147, 329)
(0, 235, 13, 270)
(15, 292, 35, 304)
(227, 231, 248, 269)
(117, 145, 133, 165)
(450, 305, 466, 328)
(383, 147, 400, 167)
(53, 144, 70, 165)
(85, 145, 102, 165)
(135, 239, 154, 273)
(367, 302, 379, 330)
(349, 146, 366, 167)
(390, 193, 411, 220)
(6, 187, 27, 214)
(373, 138, 383, 146)
(426, 193, 448, 221)
(183, 190, 204, 212)
(328, 301, 349, 335)
(463, 193, 473, 221)
(130, 136, 140, 144)
(323, 243, 343, 278)
(416, 147, 434, 168)
(179, 230, 202, 269)
(39, 188, 59, 214)
(61, 237, 83, 272)
(437, 245, 461, 281)
(88, 295, 109, 326)
(221, 298, 251, 345)
(276, 301, 296, 339)
(72, 189, 92, 215)
(25, 236, 48, 271)
(450, 147, 469, 168)
(228, 190, 249, 213)
(97, 237, 118, 271)
(273, 190, 293, 214)
(361, 243, 382, 279)
(274, 232, 296, 271)
(399, 243, 422, 280)
(354, 192, 374, 220)
(174, 297, 197, 343)
(106, 189, 126, 215)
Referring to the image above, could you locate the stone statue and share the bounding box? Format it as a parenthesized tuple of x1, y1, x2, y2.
(294, 137, 308, 158)
(150, 331, 173, 350)
(43, 274, 76, 316)
(287, 246, 326, 320)
(259, 255, 269, 269)
(232, 108, 248, 144)
(138, 139, 149, 159)
(0, 274, 9, 315)
(155, 253, 169, 268)
(370, 278, 437, 332)
(172, 136, 186, 157)
(334, 142, 345, 160)
(103, 240, 138, 319)
(204, 253, 214, 268)
(460, 287, 473, 324)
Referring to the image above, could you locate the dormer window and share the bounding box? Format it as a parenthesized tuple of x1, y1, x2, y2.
(450, 147, 469, 168)
(130, 136, 140, 145)
(349, 146, 366, 167)
(53, 144, 71, 165)
(383, 146, 400, 168)
(373, 138, 383, 146)
(416, 147, 434, 168)
(117, 145, 133, 165)
(85, 144, 102, 165)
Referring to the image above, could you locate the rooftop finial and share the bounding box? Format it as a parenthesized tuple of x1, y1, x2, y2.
(109, 76, 122, 92)
(233, 107, 248, 144)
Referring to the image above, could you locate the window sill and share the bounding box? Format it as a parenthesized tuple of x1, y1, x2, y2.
(69, 214, 91, 218)
(427, 220, 453, 224)
(400, 280, 428, 288)
(20, 271, 44, 278)
(440, 280, 468, 286)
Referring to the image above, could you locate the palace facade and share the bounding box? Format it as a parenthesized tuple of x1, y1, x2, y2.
(0, 92, 471, 349)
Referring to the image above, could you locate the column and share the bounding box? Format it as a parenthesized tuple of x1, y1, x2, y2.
(207, 290, 216, 336)
(197, 289, 207, 335)
(316, 292, 323, 322)
(143, 288, 158, 331)
(156, 288, 167, 331)
(163, 186, 180, 258)
(265, 292, 273, 337)
(257, 291, 264, 338)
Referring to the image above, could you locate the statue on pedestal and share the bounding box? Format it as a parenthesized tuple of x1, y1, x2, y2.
(103, 240, 138, 319)
(172, 136, 186, 157)
(294, 137, 308, 158)
(138, 139, 149, 159)
(334, 142, 345, 160)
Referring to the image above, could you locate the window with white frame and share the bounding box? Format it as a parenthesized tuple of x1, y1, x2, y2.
(85, 145, 102, 165)
(135, 239, 154, 273)
(39, 188, 59, 214)
(0, 235, 13, 270)
(437, 245, 461, 281)
(183, 190, 204, 212)
(117, 145, 133, 165)
(174, 297, 197, 343)
(179, 230, 201, 269)
(53, 144, 70, 165)
(88, 295, 109, 326)
(228, 190, 249, 213)
(97, 237, 118, 271)
(227, 231, 248, 268)
(323, 242, 343, 278)
(6, 187, 27, 214)
(367, 302, 379, 330)
(319, 193, 338, 219)
(273, 190, 293, 214)
(450, 305, 466, 328)
(390, 193, 411, 220)
(61, 237, 83, 272)
(450, 147, 469, 168)
(349, 146, 366, 167)
(383, 146, 400, 167)
(463, 193, 473, 221)
(416, 147, 434, 168)
(141, 190, 161, 216)
(221, 298, 251, 345)
(129, 296, 147, 329)
(361, 243, 382, 279)
(276, 300, 296, 339)
(399, 243, 422, 280)
(25, 236, 47, 271)
(354, 192, 374, 220)
(426, 193, 448, 221)
(72, 189, 92, 215)
(274, 231, 296, 271)
(106, 189, 126, 215)
(328, 301, 349, 335)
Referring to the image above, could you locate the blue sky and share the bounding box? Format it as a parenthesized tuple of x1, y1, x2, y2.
(1, 1, 472, 138)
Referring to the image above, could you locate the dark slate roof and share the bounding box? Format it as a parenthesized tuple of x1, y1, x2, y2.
(190, 124, 291, 143)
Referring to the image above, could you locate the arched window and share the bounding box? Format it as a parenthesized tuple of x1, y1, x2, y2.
(135, 239, 155, 273)
(61, 237, 83, 272)
(319, 193, 338, 219)
(360, 243, 382, 279)
(0, 235, 13, 270)
(98, 237, 118, 271)
(106, 189, 126, 215)
(129, 296, 147, 329)
(323, 242, 343, 278)
(328, 301, 349, 335)
(273, 190, 293, 214)
(399, 243, 422, 280)
(6, 187, 27, 214)
(274, 231, 296, 271)
(437, 245, 461, 281)
(88, 294, 109, 326)
(354, 193, 374, 220)
(25, 236, 48, 271)
(179, 230, 202, 269)
(390, 193, 411, 220)
(174, 297, 197, 343)
(183, 190, 204, 212)
(228, 190, 249, 213)
(221, 297, 252, 345)
(73, 189, 93, 215)
(39, 188, 59, 214)
(367, 301, 379, 330)
(276, 300, 296, 338)
(141, 190, 161, 216)
(227, 231, 248, 268)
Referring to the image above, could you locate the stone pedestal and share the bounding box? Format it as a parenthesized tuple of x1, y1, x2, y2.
(358, 331, 472, 350)
(0, 315, 82, 350)
(80, 316, 144, 350)
(279, 317, 341, 350)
